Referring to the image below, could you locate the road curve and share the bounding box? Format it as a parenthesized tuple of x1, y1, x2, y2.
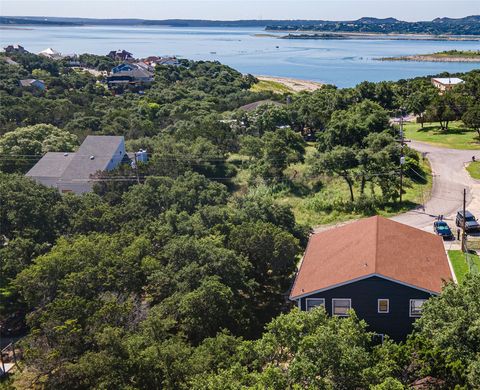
(391, 141, 479, 230)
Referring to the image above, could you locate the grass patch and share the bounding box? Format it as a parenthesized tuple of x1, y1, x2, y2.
(250, 79, 293, 94)
(280, 148, 432, 227)
(430, 50, 480, 59)
(403, 121, 480, 150)
(467, 161, 480, 180)
(230, 145, 432, 228)
(448, 250, 480, 283)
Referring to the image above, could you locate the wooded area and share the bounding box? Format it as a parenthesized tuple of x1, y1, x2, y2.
(1, 51, 480, 388)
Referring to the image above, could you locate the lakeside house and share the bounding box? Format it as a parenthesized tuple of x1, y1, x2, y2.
(142, 56, 180, 66)
(26, 136, 146, 194)
(107, 49, 133, 61)
(19, 79, 45, 90)
(39, 47, 63, 60)
(290, 216, 453, 341)
(4, 57, 19, 66)
(3, 44, 28, 54)
(431, 77, 464, 92)
(107, 62, 154, 89)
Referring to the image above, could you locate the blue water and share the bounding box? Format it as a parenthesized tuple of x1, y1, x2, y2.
(1, 25, 479, 87)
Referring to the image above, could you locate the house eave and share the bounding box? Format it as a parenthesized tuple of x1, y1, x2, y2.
(289, 273, 442, 301)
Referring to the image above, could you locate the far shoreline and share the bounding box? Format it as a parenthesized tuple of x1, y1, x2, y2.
(261, 30, 480, 42)
(377, 53, 480, 63)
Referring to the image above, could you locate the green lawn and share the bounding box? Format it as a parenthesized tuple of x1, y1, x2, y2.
(467, 161, 480, 180)
(403, 121, 480, 150)
(250, 79, 293, 94)
(448, 250, 480, 283)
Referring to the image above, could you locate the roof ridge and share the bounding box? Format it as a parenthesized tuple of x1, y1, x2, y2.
(374, 216, 380, 273)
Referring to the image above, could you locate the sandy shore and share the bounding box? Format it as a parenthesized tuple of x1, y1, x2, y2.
(256, 75, 324, 92)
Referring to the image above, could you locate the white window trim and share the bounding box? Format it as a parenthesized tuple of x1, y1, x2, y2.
(332, 298, 351, 317)
(377, 298, 389, 314)
(409, 299, 426, 318)
(305, 298, 325, 311)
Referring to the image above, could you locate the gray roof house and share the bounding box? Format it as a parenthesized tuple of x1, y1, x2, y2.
(19, 79, 45, 90)
(27, 136, 128, 194)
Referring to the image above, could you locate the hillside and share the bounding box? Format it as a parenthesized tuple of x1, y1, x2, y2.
(1, 15, 480, 35)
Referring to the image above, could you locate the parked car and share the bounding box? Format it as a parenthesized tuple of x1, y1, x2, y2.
(433, 221, 454, 240)
(455, 210, 480, 232)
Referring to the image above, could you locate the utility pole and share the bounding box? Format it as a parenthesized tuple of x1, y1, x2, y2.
(399, 115, 404, 203)
(396, 111, 410, 203)
(462, 188, 467, 253)
(133, 152, 140, 184)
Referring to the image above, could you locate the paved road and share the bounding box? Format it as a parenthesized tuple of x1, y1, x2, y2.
(392, 141, 479, 231)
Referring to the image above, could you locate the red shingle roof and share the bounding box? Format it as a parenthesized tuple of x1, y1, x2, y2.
(290, 216, 452, 299)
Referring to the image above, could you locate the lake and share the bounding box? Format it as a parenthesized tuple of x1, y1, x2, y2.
(1, 25, 479, 87)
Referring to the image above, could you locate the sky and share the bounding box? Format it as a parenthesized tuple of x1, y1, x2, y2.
(0, 0, 479, 21)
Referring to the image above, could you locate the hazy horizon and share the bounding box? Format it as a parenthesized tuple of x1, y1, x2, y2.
(1, 1, 479, 22)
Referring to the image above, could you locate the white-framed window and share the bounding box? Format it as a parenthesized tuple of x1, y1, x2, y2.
(410, 299, 426, 317)
(332, 298, 351, 316)
(306, 298, 325, 311)
(378, 299, 389, 313)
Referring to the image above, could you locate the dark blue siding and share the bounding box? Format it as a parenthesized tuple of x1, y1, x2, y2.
(297, 276, 435, 341)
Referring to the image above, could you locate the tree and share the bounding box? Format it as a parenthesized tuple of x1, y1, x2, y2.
(0, 124, 78, 172)
(357, 132, 400, 200)
(228, 221, 300, 328)
(204, 308, 399, 389)
(405, 90, 433, 128)
(0, 173, 62, 244)
(309, 146, 359, 202)
(177, 277, 236, 344)
(318, 100, 390, 151)
(241, 127, 305, 182)
(462, 104, 480, 139)
(426, 94, 457, 131)
(402, 274, 480, 388)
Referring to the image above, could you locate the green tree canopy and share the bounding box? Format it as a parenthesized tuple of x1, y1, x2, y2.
(0, 123, 78, 172)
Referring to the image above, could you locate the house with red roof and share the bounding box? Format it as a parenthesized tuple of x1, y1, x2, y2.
(290, 216, 453, 340)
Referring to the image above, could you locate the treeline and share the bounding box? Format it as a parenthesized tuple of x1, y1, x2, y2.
(266, 15, 480, 35)
(1, 51, 480, 388)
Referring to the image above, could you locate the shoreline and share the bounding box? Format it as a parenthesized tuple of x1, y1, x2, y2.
(255, 75, 324, 92)
(376, 54, 480, 63)
(264, 31, 480, 42)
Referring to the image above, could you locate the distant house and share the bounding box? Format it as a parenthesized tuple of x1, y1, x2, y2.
(64, 54, 81, 67)
(431, 77, 464, 92)
(111, 63, 137, 73)
(107, 65, 154, 88)
(4, 44, 28, 54)
(135, 61, 155, 73)
(107, 49, 133, 61)
(19, 79, 45, 90)
(38, 47, 63, 60)
(290, 216, 453, 341)
(155, 57, 180, 66)
(239, 99, 283, 112)
(142, 56, 180, 67)
(3, 57, 19, 66)
(26, 136, 134, 194)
